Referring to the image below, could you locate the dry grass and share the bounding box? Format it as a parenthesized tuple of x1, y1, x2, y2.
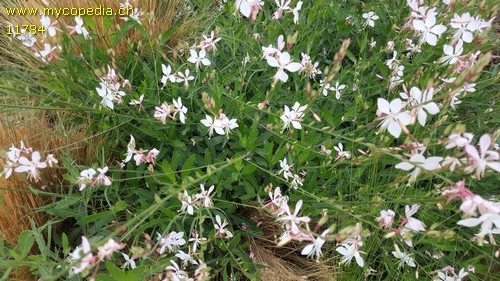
(241, 206, 336, 281)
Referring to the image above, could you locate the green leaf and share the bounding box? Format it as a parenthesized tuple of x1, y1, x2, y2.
(17, 231, 35, 259)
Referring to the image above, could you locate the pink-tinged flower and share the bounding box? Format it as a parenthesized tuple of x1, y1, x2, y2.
(445, 133, 473, 149)
(14, 151, 47, 182)
(362, 11, 379, 28)
(264, 186, 288, 213)
(154, 102, 174, 124)
(198, 31, 221, 52)
(218, 113, 239, 137)
(146, 148, 160, 165)
(299, 53, 321, 79)
(161, 64, 175, 87)
(188, 49, 211, 69)
(262, 35, 285, 59)
(68, 17, 89, 38)
(69, 236, 95, 275)
(395, 154, 443, 182)
(413, 14, 447, 46)
(457, 213, 500, 238)
(442, 156, 462, 172)
(336, 242, 365, 267)
(464, 134, 500, 179)
(96, 166, 112, 186)
(273, 0, 292, 20)
(281, 102, 307, 131)
(376, 209, 396, 229)
(439, 40, 464, 65)
(376, 98, 411, 138)
(266, 52, 302, 83)
(34, 43, 61, 62)
(195, 184, 215, 208)
(214, 215, 233, 238)
(278, 200, 311, 234)
(98, 238, 124, 260)
(157, 231, 186, 254)
(436, 267, 468, 281)
(45, 154, 58, 167)
(236, 0, 264, 21)
(460, 195, 499, 217)
(301, 229, 328, 260)
(334, 143, 351, 160)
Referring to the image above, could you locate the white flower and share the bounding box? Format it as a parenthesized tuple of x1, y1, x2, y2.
(362, 12, 379, 27)
(121, 252, 136, 269)
(450, 13, 480, 43)
(281, 102, 307, 131)
(301, 229, 328, 260)
(376, 209, 395, 229)
(165, 260, 192, 281)
(73, 17, 89, 38)
(188, 49, 211, 69)
(214, 215, 233, 238)
(174, 69, 195, 88)
(161, 64, 175, 87)
(403, 204, 426, 232)
(334, 143, 351, 160)
(34, 43, 61, 62)
(439, 40, 464, 65)
(180, 190, 196, 215)
(218, 113, 239, 137)
(96, 82, 115, 109)
(409, 87, 440, 127)
(376, 98, 411, 138)
(277, 200, 311, 234)
(195, 184, 215, 208)
(198, 31, 221, 52)
(200, 115, 219, 138)
(16, 31, 37, 47)
(175, 250, 199, 268)
(331, 81, 346, 100)
(457, 213, 500, 238)
(236, 0, 264, 20)
(266, 51, 302, 83)
(96, 166, 112, 186)
(278, 158, 294, 180)
(77, 168, 96, 191)
(413, 14, 447, 46)
(464, 134, 500, 179)
(97, 238, 124, 260)
(157, 231, 186, 254)
(40, 15, 57, 37)
(69, 236, 93, 275)
(435, 268, 468, 281)
(445, 133, 473, 149)
(292, 1, 303, 24)
(172, 97, 188, 124)
(392, 250, 416, 267)
(154, 103, 173, 124)
(14, 151, 47, 182)
(336, 243, 364, 267)
(395, 154, 443, 182)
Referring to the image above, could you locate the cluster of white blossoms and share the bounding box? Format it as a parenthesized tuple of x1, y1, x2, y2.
(154, 97, 188, 124)
(200, 112, 239, 138)
(123, 135, 160, 166)
(77, 166, 112, 191)
(178, 184, 215, 215)
(1, 141, 57, 182)
(95, 65, 130, 110)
